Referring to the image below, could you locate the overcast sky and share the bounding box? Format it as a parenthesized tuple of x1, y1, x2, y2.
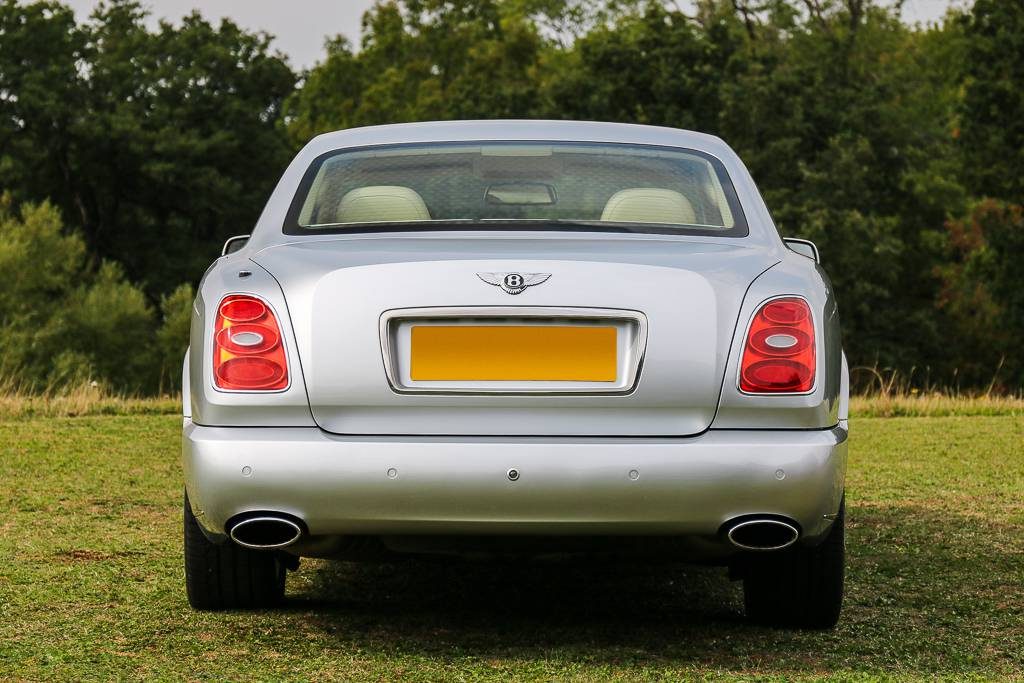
(62, 0, 964, 71)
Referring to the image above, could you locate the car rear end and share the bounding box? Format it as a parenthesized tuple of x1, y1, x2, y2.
(182, 121, 847, 627)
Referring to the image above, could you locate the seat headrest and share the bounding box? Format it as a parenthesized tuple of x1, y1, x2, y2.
(336, 186, 432, 223)
(600, 188, 697, 225)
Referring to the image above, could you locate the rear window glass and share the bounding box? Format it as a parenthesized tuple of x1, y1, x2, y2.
(284, 142, 747, 236)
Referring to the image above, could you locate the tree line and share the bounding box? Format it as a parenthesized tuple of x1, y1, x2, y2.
(0, 0, 1020, 394)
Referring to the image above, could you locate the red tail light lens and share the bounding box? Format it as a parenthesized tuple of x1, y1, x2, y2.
(740, 297, 815, 393)
(213, 295, 288, 391)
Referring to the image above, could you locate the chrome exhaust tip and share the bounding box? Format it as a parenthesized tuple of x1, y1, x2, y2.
(726, 518, 799, 551)
(228, 516, 303, 550)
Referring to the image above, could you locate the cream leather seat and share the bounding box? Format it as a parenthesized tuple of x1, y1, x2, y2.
(336, 186, 432, 223)
(600, 188, 697, 225)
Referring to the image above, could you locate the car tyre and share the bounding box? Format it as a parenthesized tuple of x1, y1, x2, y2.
(742, 496, 845, 629)
(184, 491, 287, 610)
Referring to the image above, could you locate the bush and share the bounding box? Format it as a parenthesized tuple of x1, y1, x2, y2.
(51, 261, 157, 392)
(937, 200, 1024, 389)
(0, 199, 184, 394)
(0, 197, 87, 385)
(156, 283, 195, 393)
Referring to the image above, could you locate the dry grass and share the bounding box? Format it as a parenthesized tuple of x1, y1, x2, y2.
(2, 377, 1023, 421)
(0, 381, 177, 419)
(851, 392, 1024, 417)
(849, 365, 1024, 417)
(849, 362, 1024, 412)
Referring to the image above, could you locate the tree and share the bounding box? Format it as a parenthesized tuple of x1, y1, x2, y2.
(718, 2, 968, 375)
(546, 2, 741, 130)
(0, 198, 158, 392)
(0, 0, 297, 297)
(285, 0, 554, 144)
(155, 283, 195, 392)
(937, 201, 1024, 388)
(958, 0, 1024, 202)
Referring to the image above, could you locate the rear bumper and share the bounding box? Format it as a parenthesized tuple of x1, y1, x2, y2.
(183, 420, 847, 549)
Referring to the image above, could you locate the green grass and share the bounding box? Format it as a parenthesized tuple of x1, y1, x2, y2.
(1, 415, 1022, 681)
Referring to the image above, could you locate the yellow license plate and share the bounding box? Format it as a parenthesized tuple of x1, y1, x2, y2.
(410, 325, 617, 381)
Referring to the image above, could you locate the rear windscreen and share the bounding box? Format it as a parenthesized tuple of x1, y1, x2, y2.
(285, 142, 747, 236)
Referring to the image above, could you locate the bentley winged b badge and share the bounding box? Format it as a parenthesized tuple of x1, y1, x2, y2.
(477, 272, 552, 295)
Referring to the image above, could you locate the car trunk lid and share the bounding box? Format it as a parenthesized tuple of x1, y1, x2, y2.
(251, 233, 777, 436)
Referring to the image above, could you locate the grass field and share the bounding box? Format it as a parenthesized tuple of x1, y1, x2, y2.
(1, 412, 1023, 681)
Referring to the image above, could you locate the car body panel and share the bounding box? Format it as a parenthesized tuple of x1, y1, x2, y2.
(183, 419, 847, 558)
(712, 252, 843, 429)
(189, 252, 315, 427)
(249, 235, 779, 436)
(183, 120, 848, 558)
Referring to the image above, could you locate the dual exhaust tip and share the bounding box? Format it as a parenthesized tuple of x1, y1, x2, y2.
(228, 515, 303, 550)
(725, 518, 800, 551)
(228, 513, 800, 553)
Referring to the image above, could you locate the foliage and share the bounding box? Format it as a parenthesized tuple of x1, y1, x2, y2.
(55, 261, 156, 390)
(1, 0, 1022, 392)
(0, 0, 296, 295)
(284, 0, 553, 142)
(286, 0, 1020, 387)
(937, 200, 1024, 388)
(957, 0, 1024, 201)
(155, 283, 195, 393)
(0, 199, 180, 393)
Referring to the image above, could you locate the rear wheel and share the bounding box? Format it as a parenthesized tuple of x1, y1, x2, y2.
(184, 492, 287, 610)
(742, 497, 845, 629)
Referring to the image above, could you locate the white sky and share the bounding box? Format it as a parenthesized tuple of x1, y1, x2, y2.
(62, 0, 964, 71)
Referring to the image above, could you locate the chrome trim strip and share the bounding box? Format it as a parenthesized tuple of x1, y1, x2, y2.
(379, 306, 648, 395)
(228, 516, 303, 550)
(726, 519, 800, 551)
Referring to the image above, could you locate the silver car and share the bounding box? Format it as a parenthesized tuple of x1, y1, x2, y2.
(182, 120, 848, 628)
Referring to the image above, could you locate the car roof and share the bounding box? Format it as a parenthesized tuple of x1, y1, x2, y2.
(242, 120, 780, 251)
(304, 120, 734, 159)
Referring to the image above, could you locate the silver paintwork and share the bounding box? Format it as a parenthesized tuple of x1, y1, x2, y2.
(184, 419, 847, 557)
(245, 244, 770, 435)
(183, 121, 848, 555)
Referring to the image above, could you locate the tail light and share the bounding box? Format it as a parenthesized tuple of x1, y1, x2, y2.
(213, 294, 288, 391)
(739, 297, 815, 393)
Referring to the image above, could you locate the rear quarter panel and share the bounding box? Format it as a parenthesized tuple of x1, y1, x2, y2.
(712, 251, 843, 429)
(188, 254, 315, 427)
